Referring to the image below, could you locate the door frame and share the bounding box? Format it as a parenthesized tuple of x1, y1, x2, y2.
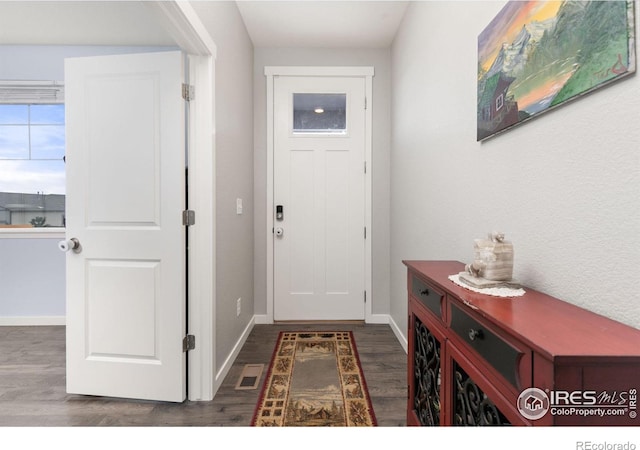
(147, 1, 217, 401)
(264, 66, 374, 324)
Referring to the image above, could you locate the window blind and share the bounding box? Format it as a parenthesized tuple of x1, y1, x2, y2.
(0, 81, 64, 103)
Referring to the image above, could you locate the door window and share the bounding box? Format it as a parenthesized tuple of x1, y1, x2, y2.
(293, 93, 346, 134)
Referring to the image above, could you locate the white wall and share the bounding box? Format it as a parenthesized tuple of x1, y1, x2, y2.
(252, 47, 392, 318)
(390, 1, 640, 338)
(190, 1, 255, 371)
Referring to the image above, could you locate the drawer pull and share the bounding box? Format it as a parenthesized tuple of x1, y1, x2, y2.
(411, 277, 443, 318)
(468, 328, 484, 341)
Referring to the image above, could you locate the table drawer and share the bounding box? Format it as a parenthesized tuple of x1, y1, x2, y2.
(450, 302, 527, 390)
(411, 275, 443, 319)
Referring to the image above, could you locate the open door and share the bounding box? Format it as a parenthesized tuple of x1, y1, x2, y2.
(63, 51, 187, 402)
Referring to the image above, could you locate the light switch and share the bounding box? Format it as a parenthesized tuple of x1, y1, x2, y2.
(236, 198, 243, 215)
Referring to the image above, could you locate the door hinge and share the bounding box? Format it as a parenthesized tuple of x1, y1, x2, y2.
(364, 97, 367, 110)
(364, 161, 367, 174)
(364, 290, 367, 303)
(182, 83, 195, 101)
(183, 210, 195, 226)
(183, 334, 195, 352)
(364, 227, 367, 239)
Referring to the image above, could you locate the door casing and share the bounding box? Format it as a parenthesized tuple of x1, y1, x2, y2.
(142, 1, 217, 401)
(264, 66, 374, 324)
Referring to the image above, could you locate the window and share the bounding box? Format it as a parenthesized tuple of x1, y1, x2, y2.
(495, 94, 504, 112)
(293, 93, 347, 134)
(0, 101, 65, 228)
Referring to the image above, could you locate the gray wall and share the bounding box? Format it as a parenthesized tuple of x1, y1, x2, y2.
(0, 237, 65, 320)
(252, 47, 392, 318)
(190, 1, 255, 371)
(0, 45, 176, 80)
(390, 1, 640, 336)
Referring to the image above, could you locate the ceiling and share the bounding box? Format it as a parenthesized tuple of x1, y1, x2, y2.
(236, 1, 409, 48)
(0, 1, 409, 48)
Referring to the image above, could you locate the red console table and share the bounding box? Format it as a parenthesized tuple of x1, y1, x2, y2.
(404, 260, 640, 426)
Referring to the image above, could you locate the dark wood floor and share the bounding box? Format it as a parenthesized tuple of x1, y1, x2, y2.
(0, 323, 407, 426)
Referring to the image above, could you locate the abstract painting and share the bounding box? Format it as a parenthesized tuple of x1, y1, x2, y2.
(477, 1, 636, 141)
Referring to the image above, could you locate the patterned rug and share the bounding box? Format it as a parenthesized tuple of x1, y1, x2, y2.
(251, 331, 377, 427)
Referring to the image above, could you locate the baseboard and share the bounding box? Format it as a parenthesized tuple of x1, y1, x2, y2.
(253, 314, 270, 324)
(253, 312, 407, 352)
(254, 313, 390, 325)
(0, 316, 65, 326)
(388, 314, 408, 353)
(366, 313, 390, 324)
(211, 313, 407, 400)
(213, 317, 256, 394)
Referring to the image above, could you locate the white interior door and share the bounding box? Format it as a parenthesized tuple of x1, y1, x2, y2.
(64, 51, 187, 402)
(273, 76, 366, 321)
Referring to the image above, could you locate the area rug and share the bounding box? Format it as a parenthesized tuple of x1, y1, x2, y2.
(251, 331, 377, 427)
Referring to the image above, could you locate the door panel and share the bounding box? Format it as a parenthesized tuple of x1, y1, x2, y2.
(86, 260, 159, 358)
(64, 51, 186, 402)
(274, 76, 366, 321)
(86, 74, 160, 226)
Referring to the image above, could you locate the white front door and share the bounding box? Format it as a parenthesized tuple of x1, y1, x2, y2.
(64, 51, 187, 402)
(273, 75, 366, 321)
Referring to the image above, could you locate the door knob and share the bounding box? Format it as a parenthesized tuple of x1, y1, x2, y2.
(58, 238, 81, 253)
(275, 227, 284, 237)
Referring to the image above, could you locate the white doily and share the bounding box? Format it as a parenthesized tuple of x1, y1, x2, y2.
(448, 274, 526, 298)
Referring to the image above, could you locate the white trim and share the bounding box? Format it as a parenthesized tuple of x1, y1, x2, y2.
(0, 316, 65, 326)
(0, 229, 65, 239)
(149, 0, 217, 402)
(253, 314, 270, 325)
(214, 317, 255, 394)
(388, 314, 408, 354)
(265, 66, 374, 77)
(264, 66, 374, 324)
(266, 70, 275, 323)
(364, 73, 374, 323)
(186, 54, 216, 402)
(367, 313, 390, 325)
(145, 1, 217, 58)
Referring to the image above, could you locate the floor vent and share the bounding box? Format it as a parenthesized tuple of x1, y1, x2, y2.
(235, 364, 264, 390)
